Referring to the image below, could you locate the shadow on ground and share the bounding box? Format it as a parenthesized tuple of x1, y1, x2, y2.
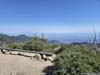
(43, 65, 55, 75)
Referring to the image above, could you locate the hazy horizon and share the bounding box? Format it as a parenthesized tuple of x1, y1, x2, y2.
(0, 32, 98, 43)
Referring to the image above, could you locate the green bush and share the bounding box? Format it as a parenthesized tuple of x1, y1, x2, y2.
(53, 45, 100, 75)
(23, 37, 46, 51)
(23, 40, 43, 51)
(8, 42, 24, 49)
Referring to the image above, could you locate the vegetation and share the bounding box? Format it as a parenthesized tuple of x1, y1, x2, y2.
(8, 36, 59, 52)
(0, 34, 14, 46)
(23, 37, 46, 51)
(11, 34, 30, 42)
(53, 45, 100, 75)
(0, 33, 100, 75)
(0, 34, 30, 46)
(8, 42, 24, 49)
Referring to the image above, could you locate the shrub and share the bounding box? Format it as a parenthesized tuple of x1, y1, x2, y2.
(8, 42, 24, 49)
(23, 37, 45, 51)
(53, 45, 100, 75)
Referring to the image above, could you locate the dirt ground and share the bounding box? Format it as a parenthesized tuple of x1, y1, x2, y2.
(0, 53, 53, 75)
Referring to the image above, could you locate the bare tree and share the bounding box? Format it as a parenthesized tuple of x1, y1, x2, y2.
(91, 29, 100, 54)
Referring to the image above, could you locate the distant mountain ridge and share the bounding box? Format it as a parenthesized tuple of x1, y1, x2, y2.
(0, 34, 30, 43)
(11, 35, 30, 42)
(0, 33, 98, 44)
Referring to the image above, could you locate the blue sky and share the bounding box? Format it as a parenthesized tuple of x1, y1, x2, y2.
(0, 0, 100, 34)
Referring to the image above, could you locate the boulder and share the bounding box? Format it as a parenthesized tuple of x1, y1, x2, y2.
(19, 52, 36, 57)
(34, 54, 41, 60)
(10, 51, 19, 55)
(54, 46, 63, 54)
(1, 49, 9, 54)
(46, 57, 54, 61)
(42, 54, 46, 59)
(42, 54, 47, 61)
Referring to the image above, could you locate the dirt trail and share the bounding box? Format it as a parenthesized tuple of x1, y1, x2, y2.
(0, 53, 53, 75)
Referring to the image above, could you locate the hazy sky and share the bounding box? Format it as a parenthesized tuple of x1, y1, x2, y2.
(0, 0, 100, 34)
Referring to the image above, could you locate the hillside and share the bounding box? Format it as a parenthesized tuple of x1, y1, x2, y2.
(0, 34, 30, 43)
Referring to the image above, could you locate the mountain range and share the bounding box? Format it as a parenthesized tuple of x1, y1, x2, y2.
(0, 33, 99, 43)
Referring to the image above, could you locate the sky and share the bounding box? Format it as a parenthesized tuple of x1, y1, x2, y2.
(0, 0, 100, 34)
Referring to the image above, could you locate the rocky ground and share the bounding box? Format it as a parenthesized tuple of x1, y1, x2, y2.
(0, 53, 53, 75)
